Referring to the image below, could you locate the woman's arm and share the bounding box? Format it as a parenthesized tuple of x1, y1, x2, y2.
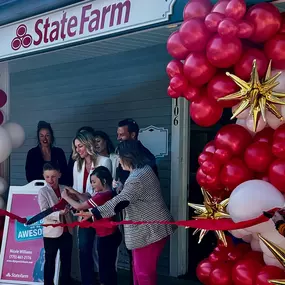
(83, 178, 143, 219)
(61, 190, 90, 211)
(64, 186, 90, 201)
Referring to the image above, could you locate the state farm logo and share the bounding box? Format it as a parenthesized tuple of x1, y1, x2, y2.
(11, 25, 33, 51)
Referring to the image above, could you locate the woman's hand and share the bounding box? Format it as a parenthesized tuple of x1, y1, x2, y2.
(59, 207, 69, 215)
(75, 211, 93, 221)
(65, 186, 77, 194)
(112, 180, 123, 193)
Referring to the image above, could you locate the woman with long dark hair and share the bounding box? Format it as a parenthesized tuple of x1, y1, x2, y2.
(25, 121, 68, 184)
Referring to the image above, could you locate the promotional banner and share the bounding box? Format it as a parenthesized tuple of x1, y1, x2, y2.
(0, 181, 59, 285)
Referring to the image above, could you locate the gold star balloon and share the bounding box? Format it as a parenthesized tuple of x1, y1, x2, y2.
(188, 188, 230, 246)
(218, 60, 285, 132)
(259, 234, 285, 285)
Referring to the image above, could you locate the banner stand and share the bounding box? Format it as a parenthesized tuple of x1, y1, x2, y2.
(0, 181, 59, 285)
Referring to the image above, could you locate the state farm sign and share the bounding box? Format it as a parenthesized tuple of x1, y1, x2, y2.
(0, 0, 176, 60)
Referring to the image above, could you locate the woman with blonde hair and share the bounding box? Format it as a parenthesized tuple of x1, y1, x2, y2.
(70, 129, 112, 285)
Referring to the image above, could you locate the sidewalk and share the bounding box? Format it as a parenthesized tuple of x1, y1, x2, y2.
(118, 269, 200, 285)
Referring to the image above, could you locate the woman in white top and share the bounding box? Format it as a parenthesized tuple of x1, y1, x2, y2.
(71, 130, 111, 285)
(93, 131, 119, 179)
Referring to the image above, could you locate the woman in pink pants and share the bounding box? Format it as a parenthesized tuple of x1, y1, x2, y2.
(76, 140, 176, 285)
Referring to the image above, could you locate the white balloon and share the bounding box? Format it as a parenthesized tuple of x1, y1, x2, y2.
(259, 231, 285, 257)
(242, 235, 252, 243)
(0, 177, 8, 195)
(263, 254, 283, 269)
(3, 122, 25, 149)
(246, 115, 266, 133)
(236, 119, 247, 127)
(251, 237, 262, 251)
(243, 220, 276, 235)
(281, 105, 285, 121)
(266, 109, 284, 130)
(0, 126, 12, 163)
(228, 180, 285, 222)
(0, 196, 5, 209)
(232, 104, 250, 119)
(230, 229, 247, 239)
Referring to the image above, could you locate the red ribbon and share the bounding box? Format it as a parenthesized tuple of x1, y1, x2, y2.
(0, 208, 277, 231)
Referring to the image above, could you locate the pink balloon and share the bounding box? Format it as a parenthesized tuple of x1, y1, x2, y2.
(225, 0, 246, 20)
(266, 109, 284, 130)
(184, 52, 217, 87)
(246, 116, 267, 133)
(232, 104, 250, 119)
(207, 35, 242, 68)
(179, 19, 211, 52)
(205, 12, 225, 32)
(167, 31, 190, 60)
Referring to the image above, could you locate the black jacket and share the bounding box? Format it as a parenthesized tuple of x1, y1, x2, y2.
(25, 146, 69, 185)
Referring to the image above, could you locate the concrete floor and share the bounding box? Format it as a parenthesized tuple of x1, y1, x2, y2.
(118, 269, 200, 285)
(71, 269, 200, 285)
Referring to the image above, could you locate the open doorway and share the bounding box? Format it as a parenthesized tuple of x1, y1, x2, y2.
(187, 108, 234, 280)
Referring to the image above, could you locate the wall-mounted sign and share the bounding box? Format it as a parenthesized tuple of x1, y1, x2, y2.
(0, 0, 176, 60)
(139, 125, 169, 158)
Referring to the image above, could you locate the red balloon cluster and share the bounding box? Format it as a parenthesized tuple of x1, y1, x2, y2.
(197, 124, 285, 197)
(197, 240, 285, 285)
(197, 124, 253, 196)
(166, 0, 284, 127)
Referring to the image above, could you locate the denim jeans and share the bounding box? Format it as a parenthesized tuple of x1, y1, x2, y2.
(78, 227, 98, 285)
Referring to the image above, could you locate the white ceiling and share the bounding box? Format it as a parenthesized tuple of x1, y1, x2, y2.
(8, 25, 179, 73)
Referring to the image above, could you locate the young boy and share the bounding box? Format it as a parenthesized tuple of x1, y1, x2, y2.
(38, 162, 73, 285)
